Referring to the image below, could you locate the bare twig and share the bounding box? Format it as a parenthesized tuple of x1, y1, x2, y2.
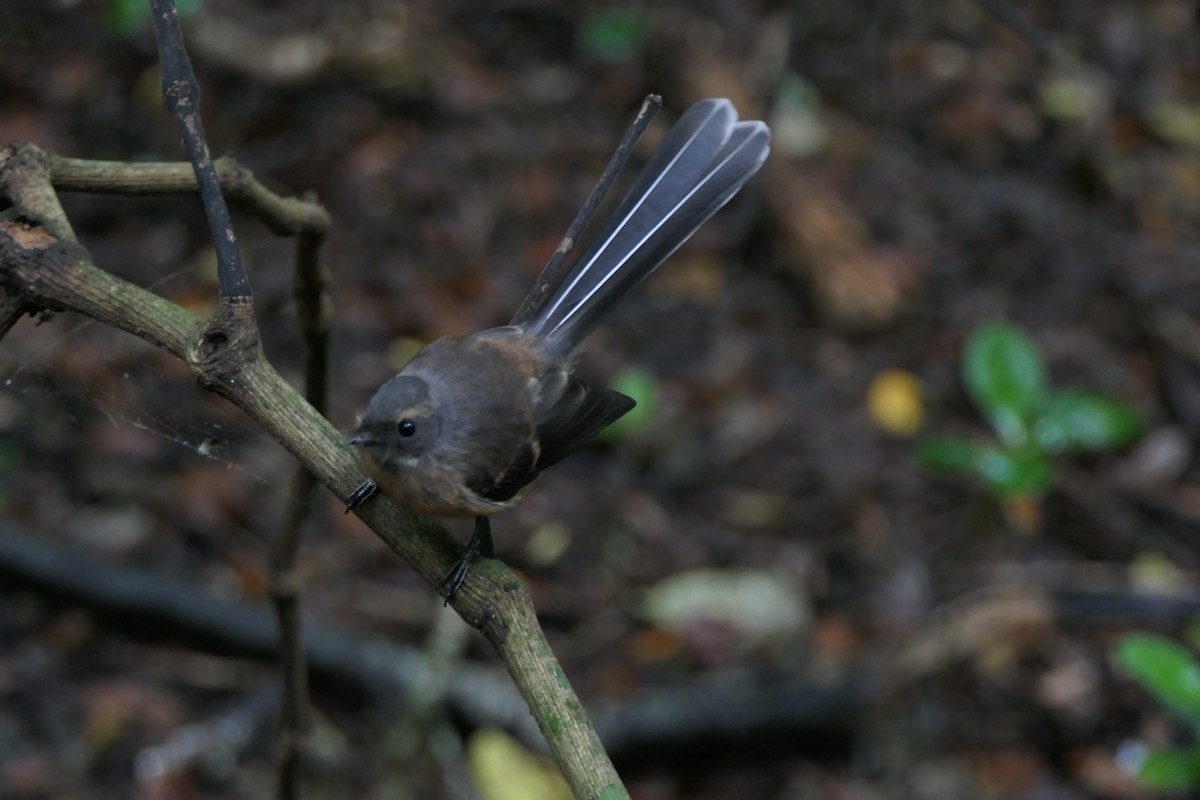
(149, 0, 251, 300)
(146, 5, 323, 793)
(4, 9, 636, 786)
(268, 215, 332, 800)
(46, 154, 331, 237)
(269, 470, 315, 800)
(394, 608, 476, 796)
(0, 144, 76, 240)
(0, 147, 629, 800)
(292, 225, 331, 414)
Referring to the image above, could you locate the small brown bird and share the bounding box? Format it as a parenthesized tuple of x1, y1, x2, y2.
(348, 98, 770, 596)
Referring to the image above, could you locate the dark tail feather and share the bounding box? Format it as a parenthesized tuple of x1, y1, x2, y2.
(517, 98, 770, 358)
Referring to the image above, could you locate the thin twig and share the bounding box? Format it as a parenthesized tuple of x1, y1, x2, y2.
(267, 207, 331, 800)
(47, 155, 331, 237)
(0, 144, 77, 240)
(147, 3, 312, 793)
(269, 469, 314, 800)
(149, 0, 252, 300)
(0, 138, 631, 799)
(394, 608, 475, 796)
(293, 225, 330, 414)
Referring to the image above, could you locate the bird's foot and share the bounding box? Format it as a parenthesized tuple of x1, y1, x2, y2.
(345, 480, 379, 513)
(440, 516, 494, 604)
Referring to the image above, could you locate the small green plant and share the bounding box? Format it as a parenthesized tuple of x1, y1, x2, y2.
(596, 366, 659, 442)
(918, 321, 1142, 500)
(1116, 633, 1200, 791)
(580, 9, 650, 63)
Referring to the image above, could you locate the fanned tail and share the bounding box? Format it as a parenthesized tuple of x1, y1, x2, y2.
(516, 98, 770, 359)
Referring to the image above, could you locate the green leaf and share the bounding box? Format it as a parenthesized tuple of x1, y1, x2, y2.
(1149, 102, 1200, 152)
(595, 367, 657, 442)
(970, 443, 1055, 498)
(917, 438, 1054, 498)
(1137, 747, 1200, 792)
(963, 322, 1048, 445)
(581, 9, 649, 63)
(1117, 633, 1200, 722)
(916, 436, 978, 473)
(1034, 390, 1142, 453)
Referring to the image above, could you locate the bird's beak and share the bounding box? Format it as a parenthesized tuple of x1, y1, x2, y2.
(347, 430, 371, 447)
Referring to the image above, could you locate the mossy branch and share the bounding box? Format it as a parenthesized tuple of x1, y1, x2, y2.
(0, 140, 627, 799)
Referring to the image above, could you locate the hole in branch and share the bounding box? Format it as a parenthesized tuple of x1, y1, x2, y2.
(201, 331, 228, 358)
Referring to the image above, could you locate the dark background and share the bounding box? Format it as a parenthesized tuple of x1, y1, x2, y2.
(2, 0, 1199, 797)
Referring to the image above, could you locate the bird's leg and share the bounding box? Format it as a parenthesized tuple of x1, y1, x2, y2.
(441, 516, 494, 603)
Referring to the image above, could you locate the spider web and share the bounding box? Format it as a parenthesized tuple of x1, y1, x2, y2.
(0, 271, 307, 561)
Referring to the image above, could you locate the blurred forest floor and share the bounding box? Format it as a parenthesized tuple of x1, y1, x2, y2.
(2, 0, 1200, 798)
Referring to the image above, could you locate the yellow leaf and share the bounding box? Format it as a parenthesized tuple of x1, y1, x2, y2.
(867, 369, 925, 436)
(468, 728, 572, 800)
(1150, 102, 1200, 151)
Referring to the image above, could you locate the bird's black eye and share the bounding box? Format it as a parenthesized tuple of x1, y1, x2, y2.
(398, 418, 417, 437)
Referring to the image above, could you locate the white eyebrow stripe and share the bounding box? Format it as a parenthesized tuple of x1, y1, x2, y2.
(552, 126, 760, 330)
(537, 102, 727, 326)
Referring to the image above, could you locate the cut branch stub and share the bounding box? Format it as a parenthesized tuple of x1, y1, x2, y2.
(0, 218, 86, 316)
(190, 297, 261, 392)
